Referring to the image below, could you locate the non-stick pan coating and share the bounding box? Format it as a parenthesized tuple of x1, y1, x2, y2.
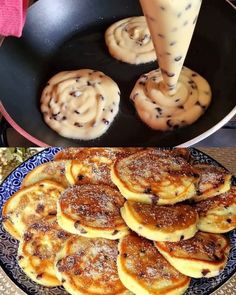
(0, 0, 235, 146)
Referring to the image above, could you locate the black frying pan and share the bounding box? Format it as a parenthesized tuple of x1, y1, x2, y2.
(0, 0, 235, 147)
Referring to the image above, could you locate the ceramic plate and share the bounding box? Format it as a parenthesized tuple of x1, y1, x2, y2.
(0, 148, 235, 295)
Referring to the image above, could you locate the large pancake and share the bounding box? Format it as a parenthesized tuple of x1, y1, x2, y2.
(55, 236, 131, 295)
(117, 233, 190, 295)
(155, 232, 230, 278)
(121, 201, 198, 241)
(195, 186, 236, 233)
(193, 164, 232, 202)
(111, 149, 199, 205)
(18, 216, 71, 287)
(22, 160, 71, 188)
(57, 184, 129, 239)
(55, 148, 143, 188)
(2, 180, 64, 240)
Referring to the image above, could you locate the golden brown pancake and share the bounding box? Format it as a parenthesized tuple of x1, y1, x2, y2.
(22, 160, 71, 188)
(18, 216, 71, 286)
(117, 233, 190, 295)
(2, 180, 64, 240)
(195, 186, 236, 233)
(193, 164, 231, 202)
(55, 236, 131, 295)
(55, 148, 143, 188)
(121, 201, 198, 241)
(155, 232, 230, 278)
(111, 149, 199, 205)
(57, 184, 129, 239)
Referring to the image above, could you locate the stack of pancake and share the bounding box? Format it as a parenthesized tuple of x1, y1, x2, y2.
(2, 148, 236, 295)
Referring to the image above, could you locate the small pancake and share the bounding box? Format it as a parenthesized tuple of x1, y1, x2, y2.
(2, 180, 64, 240)
(195, 186, 236, 233)
(155, 232, 230, 278)
(117, 233, 190, 295)
(22, 160, 71, 188)
(57, 184, 129, 239)
(55, 236, 131, 295)
(121, 201, 198, 241)
(111, 149, 199, 205)
(18, 216, 71, 287)
(56, 148, 143, 188)
(40, 69, 121, 140)
(193, 164, 231, 202)
(105, 16, 156, 65)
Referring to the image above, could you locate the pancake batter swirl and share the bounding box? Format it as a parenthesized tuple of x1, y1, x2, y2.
(41, 69, 120, 140)
(130, 67, 211, 131)
(105, 16, 156, 64)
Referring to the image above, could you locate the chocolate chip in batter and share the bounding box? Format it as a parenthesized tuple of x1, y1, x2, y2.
(36, 273, 44, 280)
(132, 93, 139, 100)
(110, 109, 114, 113)
(178, 106, 184, 109)
(167, 119, 173, 128)
(185, 3, 192, 10)
(78, 174, 84, 181)
(156, 107, 163, 115)
(177, 12, 182, 18)
(100, 95, 105, 100)
(62, 116, 67, 121)
(162, 69, 175, 77)
(170, 41, 177, 46)
(226, 218, 232, 224)
(139, 81, 146, 86)
(112, 230, 119, 235)
(24, 232, 33, 242)
(74, 110, 80, 115)
(183, 20, 189, 26)
(102, 119, 110, 125)
(144, 187, 152, 194)
(74, 122, 83, 127)
(202, 269, 210, 276)
(158, 33, 165, 39)
(160, 5, 165, 10)
(175, 56, 182, 62)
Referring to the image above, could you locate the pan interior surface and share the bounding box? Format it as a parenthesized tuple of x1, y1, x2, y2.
(0, 0, 235, 146)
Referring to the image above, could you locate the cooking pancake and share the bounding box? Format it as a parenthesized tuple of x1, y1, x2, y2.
(155, 232, 230, 278)
(111, 149, 199, 205)
(57, 184, 129, 239)
(195, 186, 236, 233)
(121, 201, 198, 242)
(2, 180, 64, 240)
(55, 148, 143, 188)
(193, 164, 232, 202)
(117, 233, 190, 295)
(22, 160, 71, 188)
(55, 236, 131, 295)
(18, 216, 71, 287)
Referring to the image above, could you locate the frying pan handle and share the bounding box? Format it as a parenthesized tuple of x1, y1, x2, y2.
(0, 117, 9, 147)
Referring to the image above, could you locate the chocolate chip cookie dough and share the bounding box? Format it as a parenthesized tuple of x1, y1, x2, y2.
(40, 69, 120, 140)
(130, 67, 211, 131)
(105, 16, 156, 64)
